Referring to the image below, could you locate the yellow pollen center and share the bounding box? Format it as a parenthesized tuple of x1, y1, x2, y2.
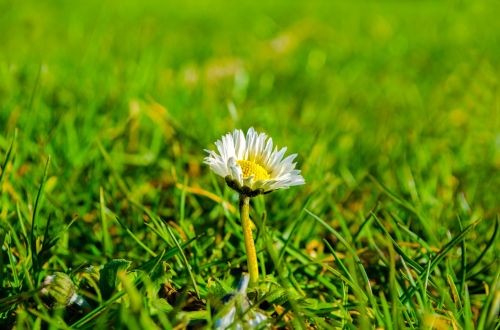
(237, 160, 270, 181)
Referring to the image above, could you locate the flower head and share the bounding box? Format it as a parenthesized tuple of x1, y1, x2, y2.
(205, 128, 305, 196)
(40, 272, 89, 310)
(214, 274, 267, 329)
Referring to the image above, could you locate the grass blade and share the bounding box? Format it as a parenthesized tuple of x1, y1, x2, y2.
(30, 156, 51, 284)
(0, 129, 16, 185)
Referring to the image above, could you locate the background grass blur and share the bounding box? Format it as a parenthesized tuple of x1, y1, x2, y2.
(1, 0, 499, 328)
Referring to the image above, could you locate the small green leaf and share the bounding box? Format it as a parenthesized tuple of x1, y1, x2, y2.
(99, 259, 132, 300)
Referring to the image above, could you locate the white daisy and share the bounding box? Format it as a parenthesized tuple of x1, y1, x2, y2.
(204, 127, 305, 196)
(214, 274, 267, 330)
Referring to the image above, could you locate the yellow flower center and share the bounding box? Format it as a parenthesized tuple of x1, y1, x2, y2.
(237, 160, 270, 181)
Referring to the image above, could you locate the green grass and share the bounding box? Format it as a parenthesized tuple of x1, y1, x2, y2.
(1, 0, 499, 328)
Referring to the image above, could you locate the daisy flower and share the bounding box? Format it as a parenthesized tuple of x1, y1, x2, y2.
(214, 274, 267, 329)
(205, 127, 305, 285)
(41, 272, 90, 310)
(204, 127, 305, 197)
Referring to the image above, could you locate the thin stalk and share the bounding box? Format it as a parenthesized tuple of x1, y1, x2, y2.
(239, 195, 258, 285)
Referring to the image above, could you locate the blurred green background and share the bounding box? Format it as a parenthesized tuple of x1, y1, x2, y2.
(0, 0, 499, 327)
(1, 0, 498, 221)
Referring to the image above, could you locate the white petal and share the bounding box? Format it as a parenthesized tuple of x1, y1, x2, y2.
(228, 157, 243, 185)
(233, 129, 246, 159)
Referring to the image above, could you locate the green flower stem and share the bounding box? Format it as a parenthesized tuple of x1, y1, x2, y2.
(239, 194, 259, 285)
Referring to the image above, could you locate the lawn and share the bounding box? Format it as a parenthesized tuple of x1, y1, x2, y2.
(0, 0, 499, 329)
